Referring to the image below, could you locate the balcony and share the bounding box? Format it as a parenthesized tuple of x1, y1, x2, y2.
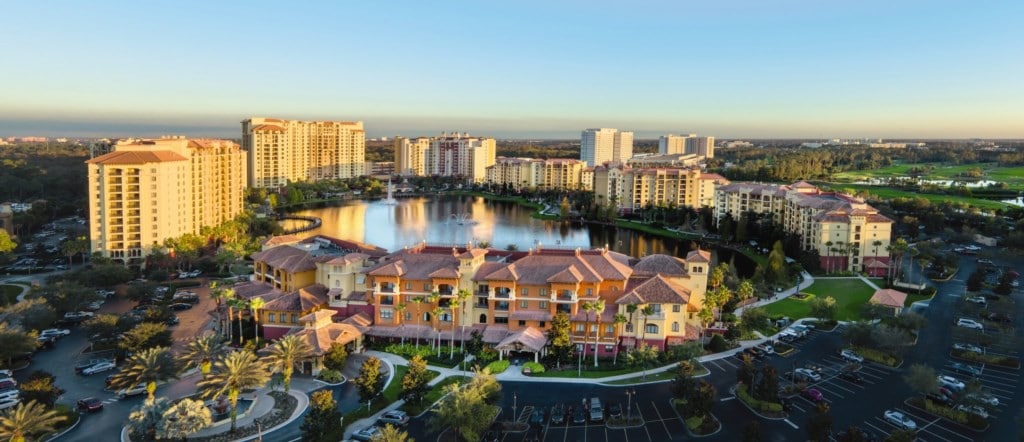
(487, 289, 513, 300)
(375, 284, 396, 294)
(553, 291, 577, 303)
(494, 302, 510, 311)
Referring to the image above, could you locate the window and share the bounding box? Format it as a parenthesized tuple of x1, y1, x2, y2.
(575, 324, 584, 332)
(268, 313, 276, 323)
(590, 324, 597, 332)
(605, 325, 614, 334)
(423, 283, 431, 291)
(626, 323, 633, 332)
(495, 316, 509, 324)
(440, 313, 452, 322)
(521, 287, 528, 295)
(290, 314, 298, 323)
(539, 321, 546, 327)
(405, 282, 411, 290)
(645, 324, 658, 334)
(586, 288, 593, 296)
(423, 312, 431, 322)
(539, 301, 548, 309)
(540, 288, 547, 296)
(650, 304, 662, 313)
(381, 309, 393, 320)
(612, 286, 618, 292)
(605, 345, 614, 353)
(520, 300, 528, 308)
(518, 320, 526, 326)
(672, 322, 679, 332)
(404, 312, 412, 321)
(672, 305, 680, 313)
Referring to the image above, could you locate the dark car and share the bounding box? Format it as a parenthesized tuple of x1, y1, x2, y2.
(166, 316, 179, 326)
(572, 406, 587, 424)
(550, 403, 566, 424)
(77, 397, 104, 412)
(835, 427, 881, 442)
(529, 408, 545, 426)
(748, 347, 768, 359)
(168, 303, 193, 311)
(608, 403, 623, 419)
(779, 397, 794, 412)
(926, 392, 953, 406)
(839, 372, 863, 384)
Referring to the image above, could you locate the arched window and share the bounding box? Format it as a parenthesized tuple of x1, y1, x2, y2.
(479, 314, 487, 324)
(423, 312, 431, 322)
(645, 323, 658, 334)
(671, 322, 679, 332)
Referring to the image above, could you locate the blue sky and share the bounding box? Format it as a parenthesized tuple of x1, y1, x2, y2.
(1, 1, 1022, 138)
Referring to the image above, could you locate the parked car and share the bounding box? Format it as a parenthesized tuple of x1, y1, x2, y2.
(608, 403, 623, 419)
(378, 410, 409, 427)
(550, 403, 566, 424)
(952, 343, 984, 354)
(937, 375, 965, 391)
(839, 371, 863, 384)
(982, 312, 1012, 323)
(82, 361, 116, 375)
(801, 388, 824, 402)
(794, 368, 821, 382)
(118, 384, 148, 399)
(956, 318, 984, 330)
(40, 328, 70, 338)
(572, 405, 586, 424)
(0, 397, 20, 411)
(169, 303, 193, 311)
(36, 335, 57, 348)
(75, 359, 111, 374)
(950, 362, 983, 377)
(966, 393, 999, 407)
(757, 343, 775, 354)
(77, 397, 104, 412)
(926, 392, 953, 406)
(955, 404, 989, 419)
(351, 425, 380, 442)
(883, 410, 917, 430)
(839, 349, 864, 363)
(589, 397, 603, 422)
(965, 296, 988, 306)
(748, 347, 768, 359)
(529, 408, 545, 426)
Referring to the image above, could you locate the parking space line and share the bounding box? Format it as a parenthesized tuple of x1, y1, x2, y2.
(783, 418, 798, 429)
(718, 358, 738, 369)
(819, 379, 858, 394)
(863, 419, 893, 438)
(705, 360, 726, 371)
(649, 401, 672, 437)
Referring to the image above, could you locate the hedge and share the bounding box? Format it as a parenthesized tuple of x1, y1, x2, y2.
(523, 362, 545, 374)
(317, 369, 344, 383)
(685, 416, 703, 431)
(950, 349, 1021, 369)
(736, 385, 783, 413)
(384, 343, 434, 360)
(486, 360, 510, 374)
(851, 346, 901, 367)
(909, 397, 987, 431)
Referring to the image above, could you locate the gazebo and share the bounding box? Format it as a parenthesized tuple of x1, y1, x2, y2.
(495, 326, 548, 363)
(869, 288, 907, 316)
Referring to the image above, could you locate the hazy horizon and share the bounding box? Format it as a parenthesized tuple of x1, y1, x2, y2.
(2, 1, 1022, 139)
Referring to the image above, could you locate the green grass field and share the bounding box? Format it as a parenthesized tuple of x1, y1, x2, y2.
(831, 162, 1024, 191)
(763, 278, 884, 321)
(823, 184, 1012, 211)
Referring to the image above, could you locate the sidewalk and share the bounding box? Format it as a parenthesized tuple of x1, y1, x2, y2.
(734, 271, 815, 315)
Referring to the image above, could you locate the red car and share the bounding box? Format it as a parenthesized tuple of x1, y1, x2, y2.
(801, 388, 824, 402)
(77, 397, 104, 413)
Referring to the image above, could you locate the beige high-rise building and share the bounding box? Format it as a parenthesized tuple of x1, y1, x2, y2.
(425, 132, 495, 182)
(393, 137, 431, 176)
(580, 128, 633, 167)
(242, 117, 366, 188)
(659, 134, 715, 159)
(485, 157, 588, 191)
(593, 165, 727, 211)
(86, 137, 246, 265)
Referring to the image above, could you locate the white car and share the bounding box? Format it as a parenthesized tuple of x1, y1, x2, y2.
(955, 404, 989, 419)
(82, 361, 116, 375)
(757, 343, 775, 354)
(794, 368, 822, 382)
(0, 389, 18, 401)
(937, 375, 965, 391)
(953, 343, 984, 354)
(40, 329, 71, 338)
(839, 349, 864, 363)
(0, 369, 12, 378)
(956, 318, 984, 330)
(884, 410, 917, 430)
(352, 425, 380, 442)
(118, 383, 148, 398)
(966, 393, 999, 407)
(0, 377, 17, 387)
(0, 397, 19, 411)
(965, 297, 987, 305)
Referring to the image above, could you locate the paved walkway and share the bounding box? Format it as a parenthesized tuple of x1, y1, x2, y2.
(734, 271, 814, 315)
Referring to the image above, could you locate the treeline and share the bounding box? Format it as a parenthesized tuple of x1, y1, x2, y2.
(0, 142, 90, 235)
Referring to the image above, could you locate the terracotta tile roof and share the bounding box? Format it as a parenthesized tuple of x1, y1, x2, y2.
(791, 180, 817, 189)
(615, 275, 690, 304)
(341, 312, 373, 332)
(483, 252, 632, 285)
(285, 318, 362, 355)
(262, 235, 301, 247)
(321, 252, 370, 266)
(866, 214, 893, 223)
(632, 254, 688, 277)
(263, 284, 329, 312)
(686, 249, 711, 263)
(864, 259, 889, 269)
(302, 235, 388, 257)
(85, 150, 188, 165)
(364, 251, 459, 280)
(870, 289, 907, 308)
(428, 267, 461, 279)
(252, 245, 318, 273)
(252, 124, 286, 132)
(495, 326, 548, 353)
(366, 325, 434, 340)
(700, 173, 729, 181)
(456, 249, 488, 259)
(231, 281, 286, 303)
(482, 324, 510, 343)
(472, 262, 506, 281)
(509, 310, 552, 322)
(547, 266, 584, 283)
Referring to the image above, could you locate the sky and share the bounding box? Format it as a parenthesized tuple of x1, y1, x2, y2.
(1, 1, 1022, 139)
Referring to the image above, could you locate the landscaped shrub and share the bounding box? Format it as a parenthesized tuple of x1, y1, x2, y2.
(384, 343, 434, 360)
(951, 349, 1021, 368)
(708, 334, 728, 352)
(523, 362, 544, 374)
(685, 416, 703, 431)
(914, 398, 988, 430)
(485, 360, 510, 374)
(317, 369, 344, 383)
(851, 346, 900, 367)
(475, 347, 499, 364)
(736, 385, 784, 414)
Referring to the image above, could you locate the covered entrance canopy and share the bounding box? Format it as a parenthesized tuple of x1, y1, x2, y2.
(495, 326, 548, 363)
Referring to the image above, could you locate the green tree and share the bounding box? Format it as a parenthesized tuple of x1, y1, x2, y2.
(0, 231, 17, 254)
(766, 240, 787, 283)
(559, 196, 571, 220)
(119, 322, 173, 356)
(689, 380, 717, 418)
(323, 342, 349, 372)
(0, 322, 36, 369)
(754, 364, 779, 403)
(17, 371, 63, 408)
(547, 312, 574, 368)
(181, 332, 224, 376)
(0, 299, 55, 332)
(735, 353, 756, 386)
(81, 313, 121, 341)
(371, 424, 412, 442)
(903, 364, 938, 397)
(356, 356, 384, 405)
(300, 390, 343, 442)
(806, 402, 833, 442)
(809, 296, 837, 320)
(592, 299, 605, 367)
(429, 370, 501, 442)
(266, 334, 314, 393)
(108, 346, 179, 402)
(671, 360, 697, 403)
(836, 426, 870, 442)
(626, 344, 659, 378)
(740, 307, 769, 333)
(128, 398, 171, 441)
(841, 321, 874, 347)
(402, 355, 430, 404)
(736, 280, 755, 301)
(248, 297, 265, 348)
(61, 237, 89, 266)
(156, 398, 212, 441)
(0, 400, 67, 442)
(196, 350, 271, 432)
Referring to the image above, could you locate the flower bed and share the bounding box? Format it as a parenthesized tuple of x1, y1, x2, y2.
(735, 385, 785, 418)
(950, 349, 1021, 369)
(674, 400, 720, 436)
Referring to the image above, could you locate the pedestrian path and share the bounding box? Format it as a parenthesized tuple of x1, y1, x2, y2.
(735, 271, 814, 315)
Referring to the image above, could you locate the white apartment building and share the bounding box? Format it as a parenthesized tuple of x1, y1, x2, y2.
(393, 137, 431, 176)
(581, 128, 633, 167)
(424, 132, 496, 182)
(658, 134, 715, 159)
(242, 117, 366, 188)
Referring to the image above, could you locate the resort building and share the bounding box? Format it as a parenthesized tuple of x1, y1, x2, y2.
(714, 181, 893, 275)
(424, 132, 496, 182)
(85, 137, 246, 265)
(485, 157, 589, 191)
(657, 134, 715, 159)
(393, 136, 431, 176)
(593, 165, 729, 211)
(581, 128, 633, 167)
(242, 117, 366, 188)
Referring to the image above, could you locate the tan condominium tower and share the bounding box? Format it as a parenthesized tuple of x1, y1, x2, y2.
(658, 134, 715, 159)
(581, 128, 633, 167)
(425, 132, 496, 182)
(242, 117, 366, 188)
(86, 137, 246, 265)
(394, 136, 431, 176)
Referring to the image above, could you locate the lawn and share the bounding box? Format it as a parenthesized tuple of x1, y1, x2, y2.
(602, 364, 709, 385)
(823, 184, 1012, 211)
(531, 364, 646, 379)
(342, 365, 410, 425)
(762, 278, 879, 321)
(0, 284, 23, 306)
(832, 162, 1024, 190)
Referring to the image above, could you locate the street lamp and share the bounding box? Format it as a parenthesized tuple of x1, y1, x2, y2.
(512, 392, 517, 424)
(625, 389, 636, 420)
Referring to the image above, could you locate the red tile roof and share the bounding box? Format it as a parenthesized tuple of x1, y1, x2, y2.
(869, 289, 907, 308)
(85, 150, 188, 165)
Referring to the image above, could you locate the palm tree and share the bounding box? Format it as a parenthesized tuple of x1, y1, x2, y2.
(109, 347, 179, 402)
(229, 298, 249, 345)
(220, 288, 237, 341)
(209, 283, 227, 337)
(455, 289, 473, 354)
(431, 306, 445, 357)
(639, 305, 655, 347)
(448, 300, 459, 360)
(196, 350, 271, 432)
(394, 303, 407, 345)
(834, 241, 845, 273)
(182, 332, 225, 376)
(248, 297, 265, 348)
(0, 400, 66, 442)
(612, 313, 627, 365)
(266, 334, 314, 393)
(626, 303, 639, 348)
(411, 296, 424, 349)
(580, 301, 594, 363)
(592, 299, 605, 367)
(824, 241, 834, 274)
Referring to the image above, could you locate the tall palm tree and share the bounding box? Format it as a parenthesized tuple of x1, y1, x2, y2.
(265, 334, 314, 393)
(0, 400, 67, 442)
(626, 303, 639, 348)
(639, 305, 654, 347)
(455, 289, 473, 354)
(824, 241, 834, 274)
(448, 300, 459, 359)
(248, 297, 265, 348)
(196, 350, 271, 432)
(209, 283, 227, 337)
(580, 301, 594, 363)
(431, 306, 445, 357)
(220, 288, 237, 341)
(394, 303, 407, 345)
(872, 240, 884, 276)
(834, 241, 845, 273)
(109, 347, 179, 402)
(411, 296, 424, 349)
(229, 298, 249, 345)
(592, 299, 605, 367)
(182, 332, 225, 376)
(612, 313, 627, 365)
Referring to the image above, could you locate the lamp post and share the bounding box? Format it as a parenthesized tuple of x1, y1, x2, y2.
(512, 392, 517, 424)
(625, 389, 636, 421)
